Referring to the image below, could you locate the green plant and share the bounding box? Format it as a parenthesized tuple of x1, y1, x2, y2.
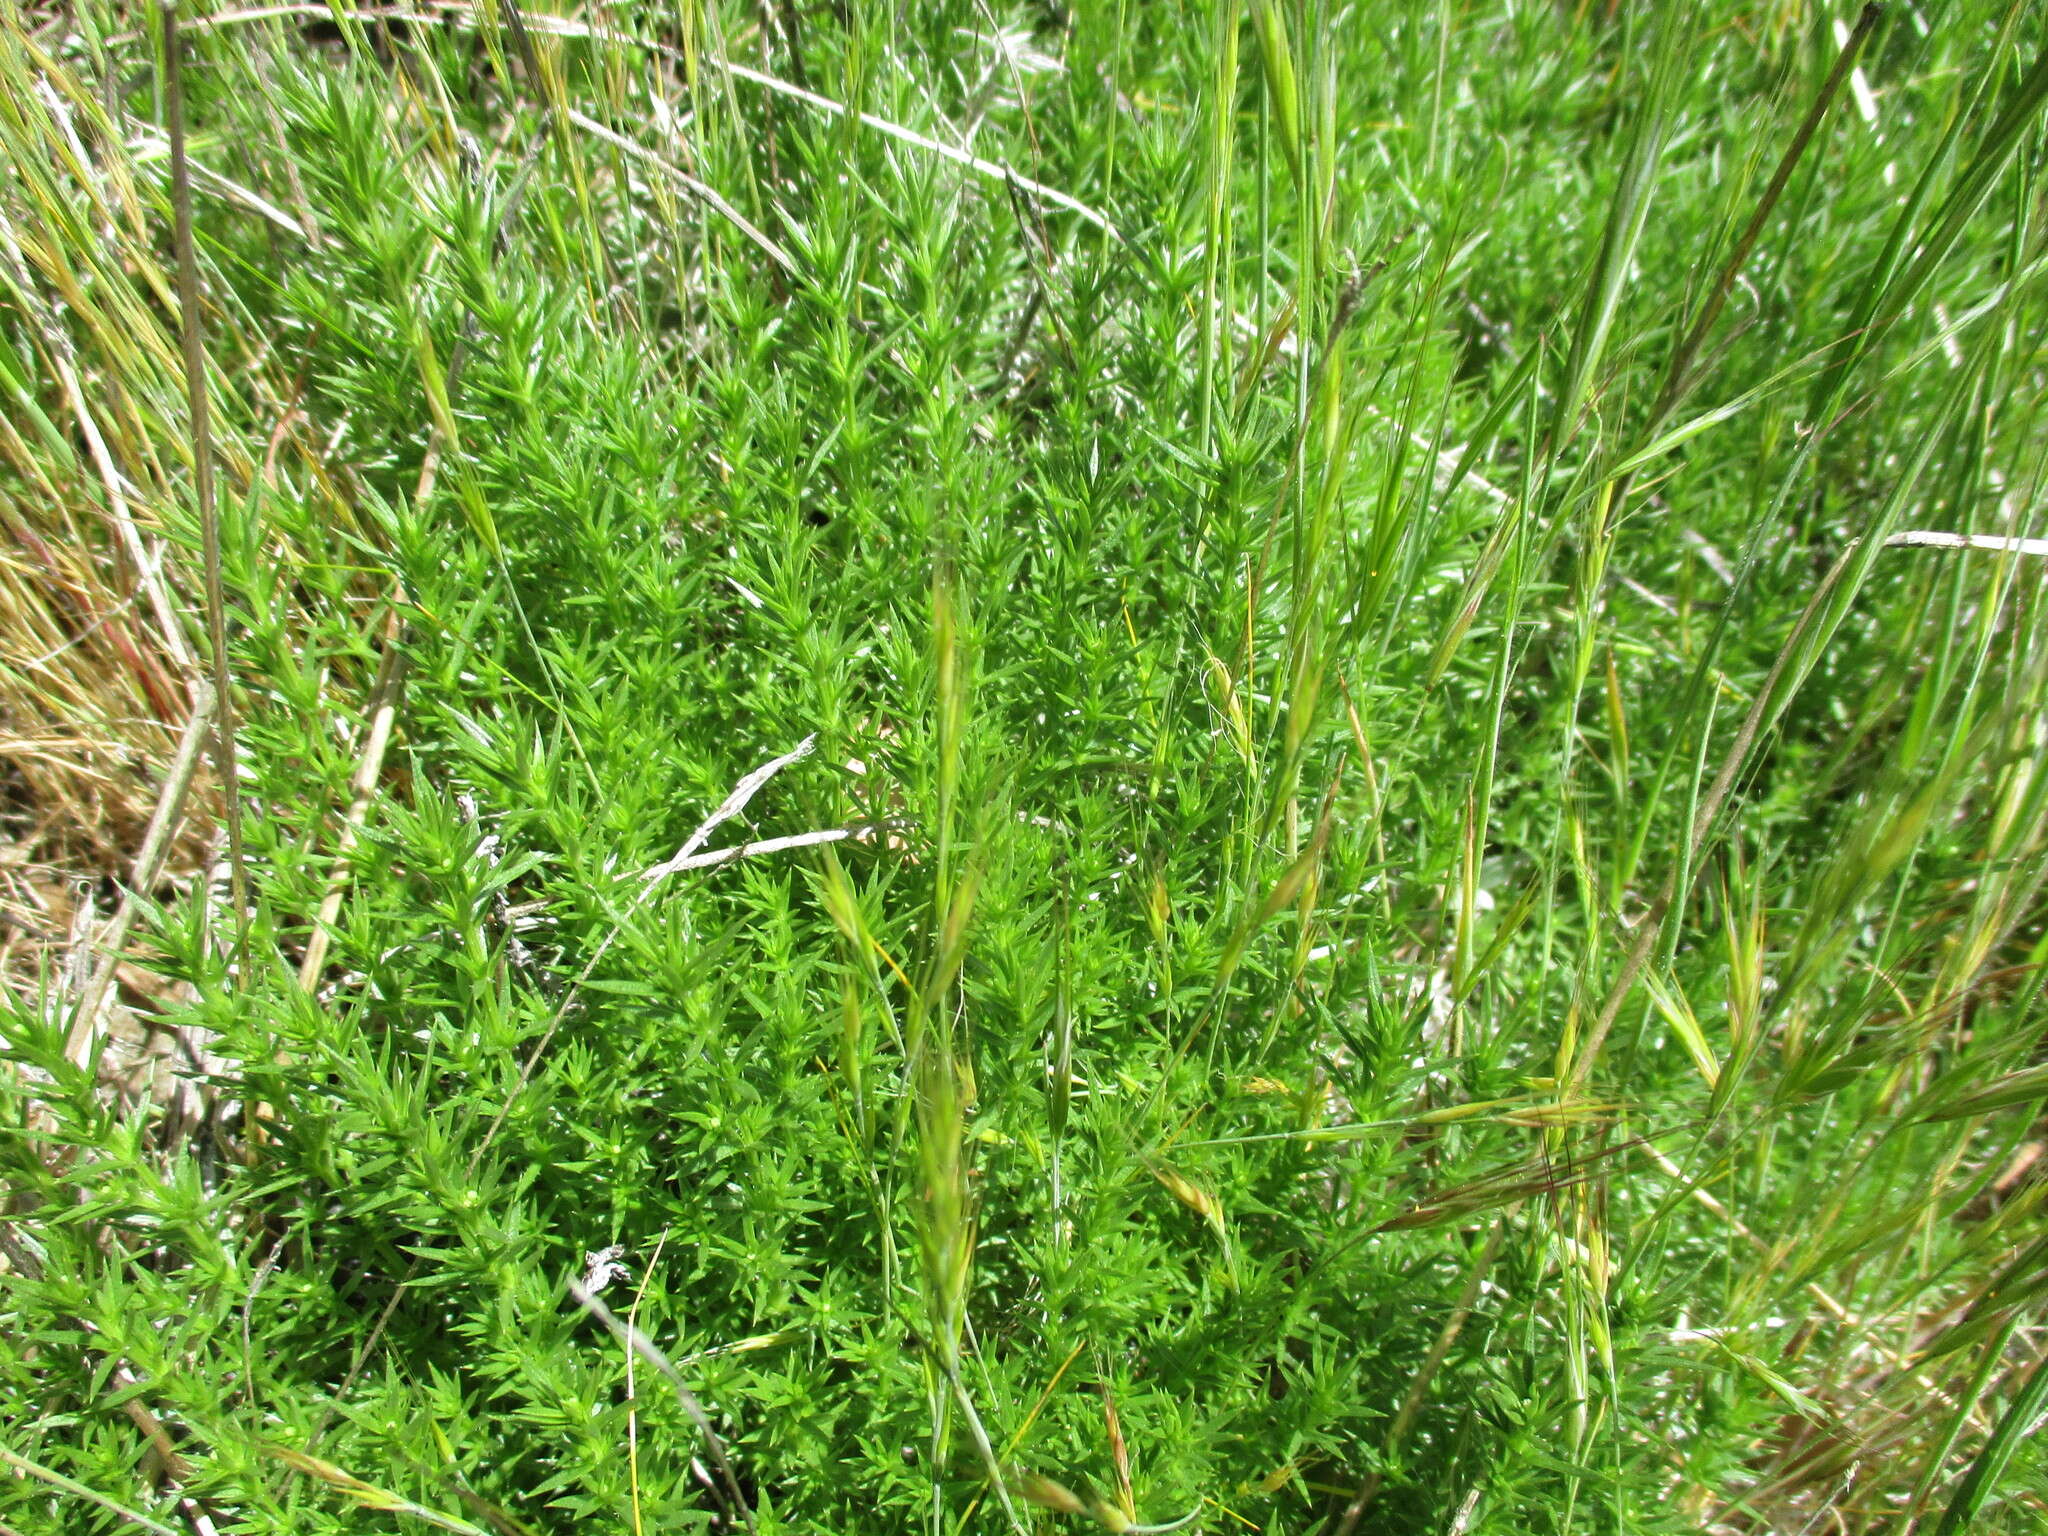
(4, 2, 2047, 1533)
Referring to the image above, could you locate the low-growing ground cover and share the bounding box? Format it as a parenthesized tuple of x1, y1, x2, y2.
(3, 1, 2047, 1531)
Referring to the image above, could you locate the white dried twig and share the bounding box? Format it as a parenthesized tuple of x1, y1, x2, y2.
(643, 735, 817, 880)
(716, 59, 1119, 238)
(649, 824, 880, 874)
(562, 109, 799, 278)
(128, 129, 306, 236)
(1885, 530, 2048, 557)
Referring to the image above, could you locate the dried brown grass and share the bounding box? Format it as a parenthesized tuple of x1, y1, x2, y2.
(0, 5, 349, 1035)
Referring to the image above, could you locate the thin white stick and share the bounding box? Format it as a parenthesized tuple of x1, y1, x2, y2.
(1885, 530, 2048, 557)
(562, 108, 799, 277)
(642, 736, 818, 880)
(128, 130, 307, 237)
(644, 823, 881, 875)
(715, 59, 1121, 239)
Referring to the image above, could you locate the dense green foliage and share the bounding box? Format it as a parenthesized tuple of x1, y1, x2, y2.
(4, 1, 2048, 1532)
